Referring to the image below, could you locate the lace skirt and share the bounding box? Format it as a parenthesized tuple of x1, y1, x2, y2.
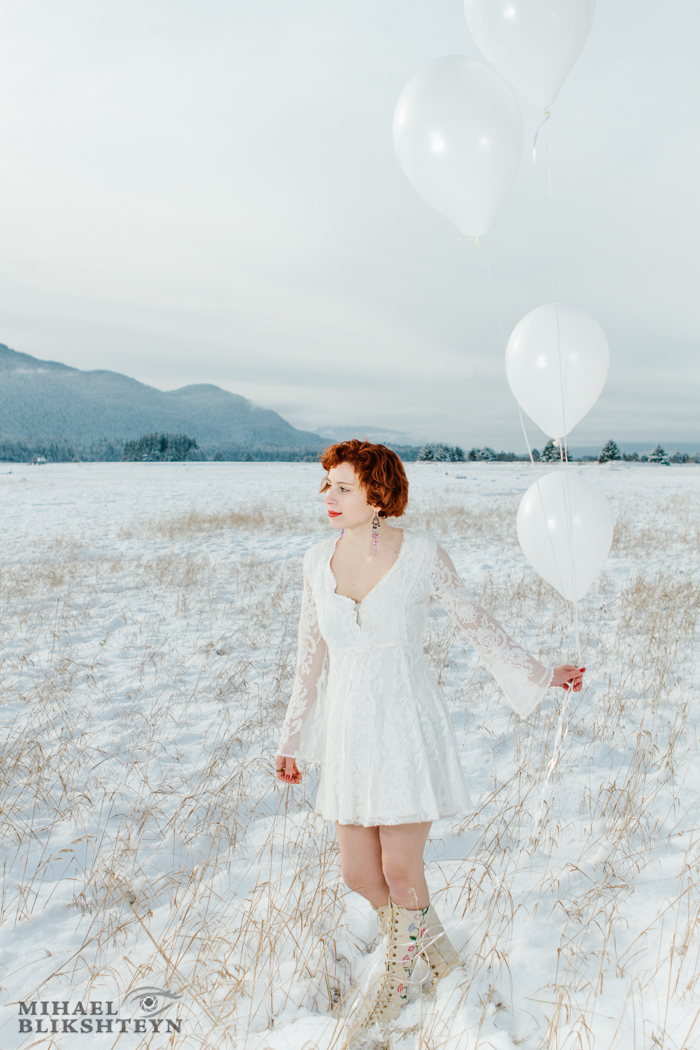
(313, 647, 472, 826)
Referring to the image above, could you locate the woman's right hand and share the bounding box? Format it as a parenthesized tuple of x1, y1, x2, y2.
(275, 757, 302, 784)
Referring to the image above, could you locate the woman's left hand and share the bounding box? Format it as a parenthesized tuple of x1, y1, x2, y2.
(551, 665, 585, 691)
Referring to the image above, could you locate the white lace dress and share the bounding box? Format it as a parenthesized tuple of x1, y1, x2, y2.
(276, 528, 553, 826)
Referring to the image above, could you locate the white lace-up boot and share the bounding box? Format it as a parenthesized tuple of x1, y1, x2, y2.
(420, 904, 462, 986)
(345, 899, 428, 1039)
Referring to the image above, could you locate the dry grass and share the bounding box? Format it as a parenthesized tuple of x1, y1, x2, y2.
(118, 504, 310, 541)
(609, 492, 700, 554)
(1, 490, 699, 1049)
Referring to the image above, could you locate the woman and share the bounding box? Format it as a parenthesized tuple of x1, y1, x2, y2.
(274, 440, 583, 1033)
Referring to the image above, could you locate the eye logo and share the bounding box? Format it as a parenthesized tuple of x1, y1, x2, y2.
(123, 986, 182, 1018)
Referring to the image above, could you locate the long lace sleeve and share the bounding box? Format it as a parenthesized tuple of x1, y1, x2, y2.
(276, 554, 328, 761)
(430, 543, 554, 719)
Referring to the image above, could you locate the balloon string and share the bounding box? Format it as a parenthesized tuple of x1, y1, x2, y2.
(517, 406, 537, 466)
(530, 128, 582, 849)
(530, 681, 574, 844)
(542, 125, 581, 655)
(531, 475, 569, 609)
(532, 110, 551, 163)
(541, 117, 563, 319)
(485, 250, 539, 466)
(483, 228, 582, 849)
(561, 472, 583, 660)
(553, 303, 579, 624)
(547, 177, 581, 661)
(485, 249, 571, 600)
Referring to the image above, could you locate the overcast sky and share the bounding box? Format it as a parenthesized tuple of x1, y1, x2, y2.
(1, 1, 698, 449)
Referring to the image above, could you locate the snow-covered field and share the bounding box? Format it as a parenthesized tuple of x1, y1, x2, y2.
(1, 461, 699, 1050)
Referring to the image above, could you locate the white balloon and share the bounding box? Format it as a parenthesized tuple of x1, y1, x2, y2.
(505, 302, 609, 439)
(464, 0, 596, 111)
(393, 56, 523, 239)
(517, 471, 613, 601)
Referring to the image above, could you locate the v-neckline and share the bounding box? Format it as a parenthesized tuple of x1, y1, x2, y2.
(329, 528, 408, 606)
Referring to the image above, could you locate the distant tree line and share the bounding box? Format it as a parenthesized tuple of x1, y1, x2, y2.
(594, 440, 694, 465)
(202, 443, 328, 462)
(418, 444, 465, 461)
(418, 444, 529, 462)
(123, 433, 205, 462)
(0, 436, 125, 462)
(417, 440, 570, 463)
(1, 433, 697, 465)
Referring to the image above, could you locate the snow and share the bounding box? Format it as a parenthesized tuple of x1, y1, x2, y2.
(1, 461, 699, 1049)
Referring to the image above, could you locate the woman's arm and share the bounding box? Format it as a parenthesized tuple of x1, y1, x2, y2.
(430, 543, 580, 719)
(275, 556, 328, 782)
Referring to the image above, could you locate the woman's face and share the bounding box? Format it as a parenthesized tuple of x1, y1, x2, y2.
(322, 463, 376, 530)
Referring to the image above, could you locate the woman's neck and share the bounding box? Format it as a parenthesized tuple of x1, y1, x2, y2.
(338, 522, 400, 557)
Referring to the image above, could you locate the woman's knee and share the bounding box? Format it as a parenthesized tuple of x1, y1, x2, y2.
(341, 865, 365, 893)
(381, 856, 421, 892)
(340, 860, 361, 894)
(337, 824, 385, 895)
(341, 865, 385, 895)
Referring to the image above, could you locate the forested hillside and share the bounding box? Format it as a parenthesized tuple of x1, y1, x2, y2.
(0, 343, 324, 447)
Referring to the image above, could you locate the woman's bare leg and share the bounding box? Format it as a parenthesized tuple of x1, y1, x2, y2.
(379, 822, 432, 909)
(336, 822, 391, 908)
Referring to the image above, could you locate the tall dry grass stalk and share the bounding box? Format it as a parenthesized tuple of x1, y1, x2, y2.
(1, 491, 698, 1049)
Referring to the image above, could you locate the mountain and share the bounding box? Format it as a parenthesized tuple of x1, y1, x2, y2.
(0, 343, 324, 447)
(312, 424, 416, 444)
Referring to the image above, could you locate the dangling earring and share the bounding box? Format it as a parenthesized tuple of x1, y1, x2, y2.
(340, 528, 345, 539)
(371, 511, 381, 555)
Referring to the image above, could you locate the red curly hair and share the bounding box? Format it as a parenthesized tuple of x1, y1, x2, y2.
(319, 440, 409, 518)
